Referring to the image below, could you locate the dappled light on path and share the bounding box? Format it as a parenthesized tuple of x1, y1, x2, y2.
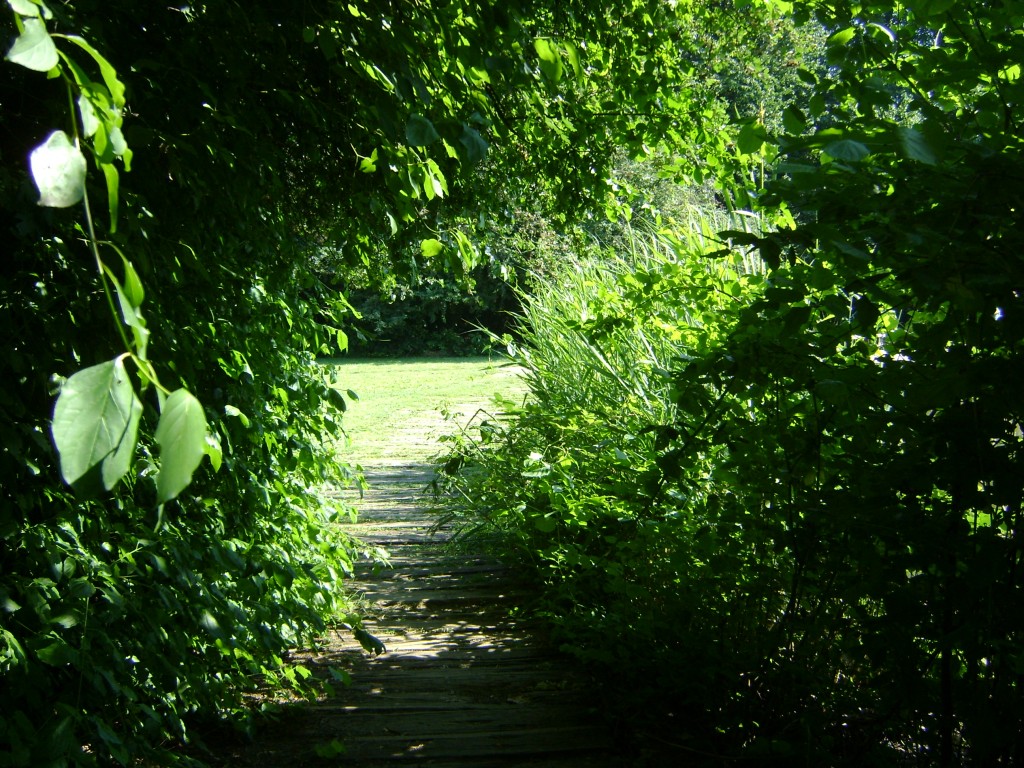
(313, 463, 621, 766)
(216, 380, 624, 767)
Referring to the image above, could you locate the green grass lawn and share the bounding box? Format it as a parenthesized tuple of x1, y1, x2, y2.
(320, 356, 525, 465)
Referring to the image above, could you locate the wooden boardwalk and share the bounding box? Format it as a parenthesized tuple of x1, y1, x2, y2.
(216, 461, 626, 767)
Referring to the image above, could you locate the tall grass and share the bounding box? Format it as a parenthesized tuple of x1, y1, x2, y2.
(513, 219, 763, 432)
(435, 215, 865, 762)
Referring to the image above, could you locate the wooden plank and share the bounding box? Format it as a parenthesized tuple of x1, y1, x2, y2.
(312, 725, 611, 760)
(212, 456, 625, 768)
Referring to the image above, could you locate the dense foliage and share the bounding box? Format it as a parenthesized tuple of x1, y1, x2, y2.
(6, 0, 1021, 763)
(441, 0, 1024, 764)
(0, 5, 365, 762)
(0, 0, 731, 764)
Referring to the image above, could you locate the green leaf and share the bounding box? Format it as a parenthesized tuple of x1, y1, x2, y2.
(101, 161, 119, 232)
(359, 147, 378, 173)
(796, 68, 816, 86)
(327, 387, 348, 413)
(29, 130, 87, 207)
(78, 94, 100, 137)
(7, 0, 47, 17)
(314, 739, 347, 758)
(224, 404, 250, 427)
(5, 16, 57, 71)
(534, 37, 563, 84)
(897, 126, 937, 165)
(906, 0, 957, 19)
(459, 124, 488, 164)
(35, 637, 77, 666)
(52, 358, 142, 491)
(563, 42, 583, 83)
(67, 578, 96, 600)
(120, 256, 145, 308)
(108, 124, 127, 156)
(454, 230, 478, 270)
(782, 106, 806, 135)
(58, 34, 126, 108)
(154, 389, 208, 503)
(50, 612, 79, 629)
(867, 22, 896, 45)
(105, 262, 149, 358)
(422, 166, 437, 201)
(533, 515, 558, 533)
(826, 26, 856, 65)
(827, 26, 856, 48)
(204, 432, 223, 473)
(405, 115, 440, 146)
(420, 238, 444, 258)
(823, 139, 870, 162)
(736, 121, 767, 155)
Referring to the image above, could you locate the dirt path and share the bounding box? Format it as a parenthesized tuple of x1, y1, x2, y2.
(216, 391, 627, 766)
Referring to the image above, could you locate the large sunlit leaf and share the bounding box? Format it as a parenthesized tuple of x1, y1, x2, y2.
(29, 130, 87, 207)
(420, 238, 444, 259)
(736, 121, 768, 155)
(5, 16, 57, 71)
(154, 389, 208, 503)
(563, 42, 583, 83)
(534, 37, 563, 84)
(52, 358, 142, 490)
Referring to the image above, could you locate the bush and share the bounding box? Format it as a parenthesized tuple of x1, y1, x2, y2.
(440, 210, 1024, 763)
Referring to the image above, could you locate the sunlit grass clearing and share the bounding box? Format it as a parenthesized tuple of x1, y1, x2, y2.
(322, 356, 526, 464)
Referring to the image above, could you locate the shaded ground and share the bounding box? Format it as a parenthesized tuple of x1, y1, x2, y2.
(211, 377, 631, 766)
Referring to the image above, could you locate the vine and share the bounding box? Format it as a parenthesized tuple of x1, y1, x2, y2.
(5, 0, 218, 504)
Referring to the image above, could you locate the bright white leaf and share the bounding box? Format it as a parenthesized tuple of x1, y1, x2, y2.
(109, 125, 128, 156)
(5, 16, 57, 71)
(7, 0, 45, 17)
(77, 95, 100, 137)
(29, 131, 87, 207)
(51, 358, 142, 490)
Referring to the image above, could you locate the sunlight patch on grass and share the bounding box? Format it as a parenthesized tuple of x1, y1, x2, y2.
(320, 356, 525, 465)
